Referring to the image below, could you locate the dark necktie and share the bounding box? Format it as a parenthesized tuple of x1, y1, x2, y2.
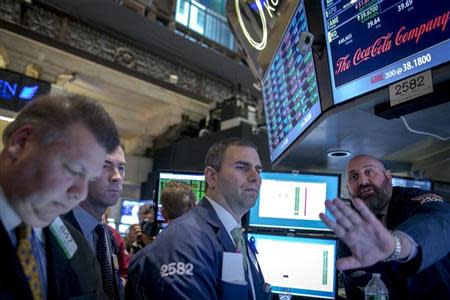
(95, 224, 115, 299)
(16, 224, 43, 300)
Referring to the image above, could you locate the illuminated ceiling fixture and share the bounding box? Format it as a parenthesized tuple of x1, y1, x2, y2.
(327, 150, 351, 158)
(169, 74, 179, 84)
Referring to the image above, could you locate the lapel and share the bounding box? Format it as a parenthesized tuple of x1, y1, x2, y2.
(195, 198, 236, 252)
(0, 222, 33, 299)
(63, 210, 82, 232)
(45, 225, 71, 300)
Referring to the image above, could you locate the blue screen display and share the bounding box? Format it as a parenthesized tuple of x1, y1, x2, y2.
(248, 233, 337, 299)
(249, 172, 340, 231)
(322, 0, 450, 104)
(262, 0, 322, 162)
(392, 176, 432, 191)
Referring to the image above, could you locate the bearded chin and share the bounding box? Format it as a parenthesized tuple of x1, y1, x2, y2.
(356, 179, 391, 214)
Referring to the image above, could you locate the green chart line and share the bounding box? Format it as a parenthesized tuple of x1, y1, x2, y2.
(294, 187, 300, 215)
(322, 250, 328, 285)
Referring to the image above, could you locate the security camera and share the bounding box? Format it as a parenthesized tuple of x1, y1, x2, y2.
(297, 32, 315, 54)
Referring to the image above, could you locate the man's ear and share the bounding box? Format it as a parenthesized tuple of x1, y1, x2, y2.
(161, 208, 168, 223)
(385, 170, 392, 181)
(204, 166, 217, 189)
(6, 125, 33, 159)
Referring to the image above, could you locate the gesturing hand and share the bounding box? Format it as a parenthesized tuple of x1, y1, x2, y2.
(319, 197, 395, 270)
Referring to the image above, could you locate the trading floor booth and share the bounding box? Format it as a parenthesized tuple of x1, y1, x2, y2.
(227, 0, 450, 298)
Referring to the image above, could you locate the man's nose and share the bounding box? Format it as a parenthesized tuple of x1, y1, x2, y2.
(358, 174, 370, 186)
(111, 168, 123, 183)
(248, 168, 261, 183)
(68, 176, 88, 202)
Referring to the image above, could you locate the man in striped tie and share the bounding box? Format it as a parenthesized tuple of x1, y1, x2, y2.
(64, 145, 127, 300)
(0, 94, 120, 299)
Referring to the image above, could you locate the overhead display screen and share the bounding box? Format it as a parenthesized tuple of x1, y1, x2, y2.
(322, 0, 450, 104)
(262, 0, 322, 163)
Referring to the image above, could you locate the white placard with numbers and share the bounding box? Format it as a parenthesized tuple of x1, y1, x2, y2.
(389, 71, 434, 106)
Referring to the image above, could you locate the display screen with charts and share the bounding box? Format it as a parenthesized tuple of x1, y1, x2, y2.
(155, 171, 206, 221)
(247, 233, 337, 299)
(262, 0, 322, 163)
(248, 172, 340, 231)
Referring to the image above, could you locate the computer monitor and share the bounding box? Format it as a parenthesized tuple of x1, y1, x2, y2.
(249, 172, 340, 232)
(321, 0, 450, 104)
(155, 171, 206, 222)
(391, 176, 432, 191)
(120, 199, 153, 225)
(248, 233, 337, 299)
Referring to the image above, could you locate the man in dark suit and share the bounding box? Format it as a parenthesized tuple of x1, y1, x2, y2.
(0, 94, 120, 299)
(320, 154, 450, 299)
(127, 138, 271, 300)
(64, 145, 127, 300)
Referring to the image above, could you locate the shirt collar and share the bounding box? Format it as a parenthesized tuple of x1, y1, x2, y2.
(0, 186, 45, 244)
(73, 205, 100, 236)
(205, 196, 240, 235)
(0, 186, 22, 240)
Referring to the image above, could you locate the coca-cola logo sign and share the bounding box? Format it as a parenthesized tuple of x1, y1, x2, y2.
(334, 11, 450, 75)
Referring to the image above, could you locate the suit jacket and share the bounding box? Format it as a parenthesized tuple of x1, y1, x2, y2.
(126, 198, 271, 300)
(338, 187, 450, 300)
(63, 211, 125, 300)
(0, 219, 106, 300)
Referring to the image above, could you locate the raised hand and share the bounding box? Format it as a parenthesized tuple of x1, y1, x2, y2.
(319, 197, 395, 270)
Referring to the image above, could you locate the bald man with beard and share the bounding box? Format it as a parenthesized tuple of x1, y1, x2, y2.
(320, 155, 450, 300)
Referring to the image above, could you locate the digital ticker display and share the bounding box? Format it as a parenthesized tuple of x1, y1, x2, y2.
(323, 0, 450, 104)
(262, 0, 322, 163)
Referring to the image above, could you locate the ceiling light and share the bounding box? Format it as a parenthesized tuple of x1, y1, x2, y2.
(327, 150, 351, 158)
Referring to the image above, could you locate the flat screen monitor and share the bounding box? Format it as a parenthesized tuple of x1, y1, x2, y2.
(322, 0, 450, 104)
(248, 233, 337, 299)
(249, 172, 340, 232)
(155, 171, 206, 221)
(262, 0, 323, 162)
(120, 199, 153, 225)
(392, 176, 432, 191)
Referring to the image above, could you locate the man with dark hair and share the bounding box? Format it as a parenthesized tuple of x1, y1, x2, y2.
(0, 94, 119, 299)
(160, 181, 197, 222)
(127, 138, 271, 300)
(64, 145, 127, 300)
(320, 154, 450, 299)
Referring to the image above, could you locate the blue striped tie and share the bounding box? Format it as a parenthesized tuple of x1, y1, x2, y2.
(95, 224, 115, 299)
